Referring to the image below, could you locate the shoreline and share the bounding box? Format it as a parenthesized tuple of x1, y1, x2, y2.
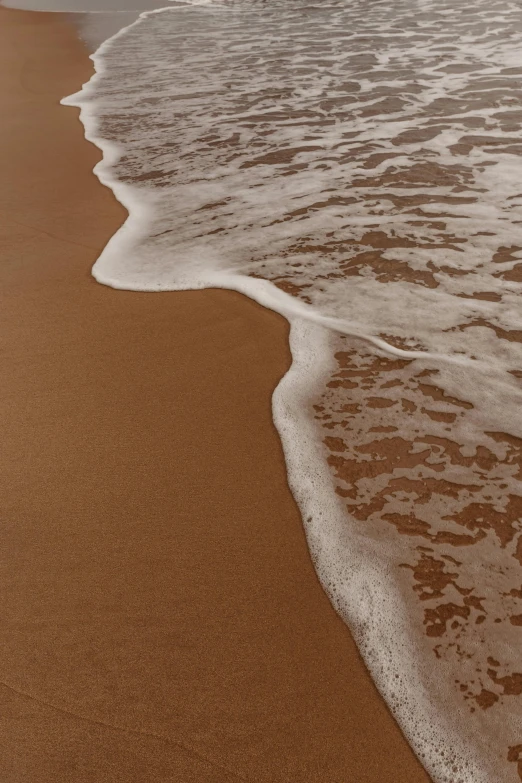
(0, 7, 431, 782)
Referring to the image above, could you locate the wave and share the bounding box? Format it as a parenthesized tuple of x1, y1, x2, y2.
(63, 1, 522, 779)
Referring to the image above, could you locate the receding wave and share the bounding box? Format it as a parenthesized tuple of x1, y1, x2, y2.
(64, 1, 522, 779)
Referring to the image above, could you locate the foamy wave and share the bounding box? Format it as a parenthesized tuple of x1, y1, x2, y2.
(63, 1, 522, 779)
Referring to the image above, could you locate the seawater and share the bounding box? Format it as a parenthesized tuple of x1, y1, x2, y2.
(63, 1, 522, 779)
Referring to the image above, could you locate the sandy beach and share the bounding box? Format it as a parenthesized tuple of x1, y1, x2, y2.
(0, 7, 432, 782)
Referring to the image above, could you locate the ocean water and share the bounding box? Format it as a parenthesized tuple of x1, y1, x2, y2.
(63, 1, 522, 779)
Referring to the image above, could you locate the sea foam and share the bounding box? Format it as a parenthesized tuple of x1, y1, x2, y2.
(63, 1, 522, 779)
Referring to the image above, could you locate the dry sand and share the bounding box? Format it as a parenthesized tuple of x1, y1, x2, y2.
(0, 8, 432, 782)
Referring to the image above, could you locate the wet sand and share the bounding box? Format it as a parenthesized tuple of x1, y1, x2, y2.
(0, 7, 432, 782)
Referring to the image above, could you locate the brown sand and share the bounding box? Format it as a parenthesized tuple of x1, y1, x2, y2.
(0, 8, 432, 782)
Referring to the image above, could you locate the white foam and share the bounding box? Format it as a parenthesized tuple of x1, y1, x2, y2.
(62, 1, 522, 779)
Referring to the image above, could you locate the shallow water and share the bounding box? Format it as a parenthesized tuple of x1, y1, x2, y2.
(63, 1, 522, 779)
